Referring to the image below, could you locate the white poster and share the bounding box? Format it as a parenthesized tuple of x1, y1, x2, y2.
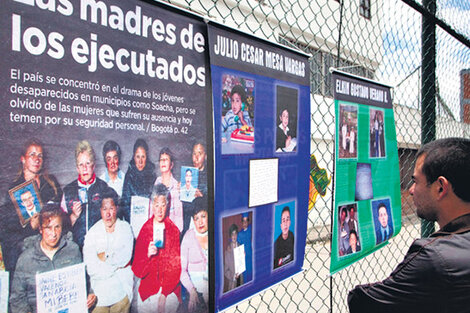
(0, 271, 9, 313)
(36, 263, 87, 313)
(234, 244, 246, 276)
(130, 195, 150, 238)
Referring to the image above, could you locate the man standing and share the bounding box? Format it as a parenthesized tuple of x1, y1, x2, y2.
(348, 137, 470, 312)
(273, 206, 295, 269)
(10, 206, 96, 312)
(83, 188, 134, 313)
(374, 203, 393, 244)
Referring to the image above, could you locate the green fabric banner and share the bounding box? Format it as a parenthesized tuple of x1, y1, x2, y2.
(330, 71, 401, 274)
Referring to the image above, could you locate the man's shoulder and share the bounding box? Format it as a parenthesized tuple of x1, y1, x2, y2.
(415, 231, 470, 259)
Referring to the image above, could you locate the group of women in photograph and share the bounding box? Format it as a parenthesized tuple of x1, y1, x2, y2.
(0, 138, 209, 313)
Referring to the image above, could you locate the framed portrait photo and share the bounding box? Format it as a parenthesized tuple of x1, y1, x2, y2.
(8, 180, 43, 227)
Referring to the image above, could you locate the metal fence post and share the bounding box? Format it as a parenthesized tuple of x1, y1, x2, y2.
(420, 0, 436, 237)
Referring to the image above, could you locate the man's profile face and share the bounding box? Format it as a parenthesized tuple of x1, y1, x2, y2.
(40, 216, 62, 250)
(409, 154, 438, 221)
(378, 206, 388, 228)
(281, 210, 291, 236)
(21, 191, 35, 213)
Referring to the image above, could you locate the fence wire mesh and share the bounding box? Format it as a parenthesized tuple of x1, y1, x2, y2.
(163, 0, 469, 311)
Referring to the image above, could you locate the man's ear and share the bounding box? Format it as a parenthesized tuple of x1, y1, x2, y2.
(436, 176, 450, 199)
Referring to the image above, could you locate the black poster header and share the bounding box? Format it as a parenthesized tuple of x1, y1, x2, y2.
(207, 23, 310, 86)
(332, 71, 393, 109)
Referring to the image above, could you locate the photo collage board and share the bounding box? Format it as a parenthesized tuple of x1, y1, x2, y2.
(208, 23, 311, 311)
(330, 70, 402, 274)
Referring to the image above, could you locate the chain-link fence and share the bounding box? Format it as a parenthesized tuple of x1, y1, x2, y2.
(163, 0, 470, 311)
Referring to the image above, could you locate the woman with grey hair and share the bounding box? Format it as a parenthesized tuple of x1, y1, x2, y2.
(132, 183, 182, 313)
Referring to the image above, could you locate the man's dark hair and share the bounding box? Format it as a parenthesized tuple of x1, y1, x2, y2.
(102, 140, 122, 163)
(378, 203, 387, 211)
(417, 137, 470, 202)
(282, 206, 291, 216)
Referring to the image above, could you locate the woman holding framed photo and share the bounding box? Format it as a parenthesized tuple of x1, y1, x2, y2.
(0, 139, 62, 273)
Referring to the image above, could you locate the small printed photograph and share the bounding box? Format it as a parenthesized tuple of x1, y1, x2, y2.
(337, 203, 361, 256)
(339, 104, 358, 159)
(371, 198, 394, 245)
(221, 75, 255, 154)
(275, 86, 298, 153)
(222, 211, 253, 293)
(8, 180, 43, 227)
(369, 108, 386, 158)
(180, 166, 199, 203)
(273, 201, 296, 270)
(355, 163, 373, 201)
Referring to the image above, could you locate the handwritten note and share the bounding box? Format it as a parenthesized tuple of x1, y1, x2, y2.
(249, 158, 279, 207)
(131, 195, 150, 238)
(36, 263, 87, 313)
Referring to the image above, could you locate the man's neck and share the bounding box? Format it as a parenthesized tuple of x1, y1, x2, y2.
(437, 195, 470, 229)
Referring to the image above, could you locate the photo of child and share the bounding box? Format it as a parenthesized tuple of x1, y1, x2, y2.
(221, 75, 255, 154)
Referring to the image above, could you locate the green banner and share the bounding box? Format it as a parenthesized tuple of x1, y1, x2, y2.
(330, 71, 401, 274)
